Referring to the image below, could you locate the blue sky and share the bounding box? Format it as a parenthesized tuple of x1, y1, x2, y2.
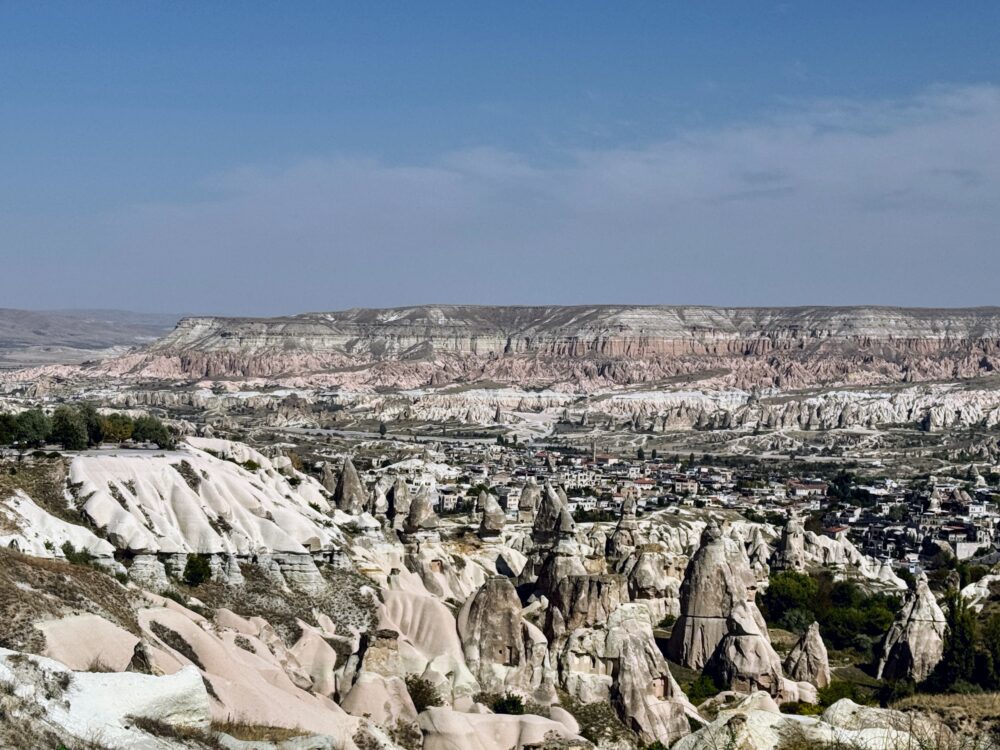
(2, 3, 999, 314)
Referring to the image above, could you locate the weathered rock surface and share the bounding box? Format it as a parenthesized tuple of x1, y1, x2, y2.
(404, 485, 439, 534)
(478, 494, 506, 538)
(783, 622, 832, 688)
(458, 577, 554, 702)
(117, 306, 1000, 398)
(667, 522, 761, 670)
(674, 693, 946, 750)
(333, 457, 367, 515)
(557, 604, 694, 745)
(545, 573, 627, 643)
(876, 575, 946, 683)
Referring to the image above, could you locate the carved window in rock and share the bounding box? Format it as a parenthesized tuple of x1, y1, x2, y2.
(653, 677, 668, 699)
(430, 559, 444, 573)
(496, 645, 515, 666)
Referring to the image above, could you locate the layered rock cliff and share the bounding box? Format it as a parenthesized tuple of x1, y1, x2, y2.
(111, 305, 1000, 389)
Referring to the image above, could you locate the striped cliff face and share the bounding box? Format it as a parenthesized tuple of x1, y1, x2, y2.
(113, 305, 1000, 389)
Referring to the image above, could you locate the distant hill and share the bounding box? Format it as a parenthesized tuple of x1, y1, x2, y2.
(0, 309, 179, 369)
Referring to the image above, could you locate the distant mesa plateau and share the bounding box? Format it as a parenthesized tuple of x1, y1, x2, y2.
(19, 304, 1000, 386)
(6, 304, 1000, 460)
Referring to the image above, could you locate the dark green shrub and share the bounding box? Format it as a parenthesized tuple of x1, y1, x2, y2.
(182, 554, 212, 587)
(684, 674, 722, 704)
(818, 680, 874, 707)
(60, 541, 95, 566)
(779, 701, 824, 715)
(405, 675, 442, 713)
(490, 692, 524, 715)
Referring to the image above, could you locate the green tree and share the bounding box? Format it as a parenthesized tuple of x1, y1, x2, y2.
(489, 693, 525, 715)
(378, 421, 388, 437)
(637, 447, 645, 460)
(0, 412, 15, 445)
(49, 406, 88, 451)
(976, 613, 1000, 689)
(14, 409, 52, 448)
(131, 415, 175, 449)
(759, 571, 818, 624)
(76, 403, 105, 446)
(101, 412, 134, 443)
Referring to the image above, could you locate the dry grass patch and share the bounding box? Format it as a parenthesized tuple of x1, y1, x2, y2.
(0, 549, 138, 652)
(212, 721, 304, 741)
(127, 716, 224, 749)
(894, 691, 1000, 735)
(0, 458, 82, 525)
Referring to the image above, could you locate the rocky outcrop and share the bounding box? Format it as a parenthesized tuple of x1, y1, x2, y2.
(458, 577, 555, 702)
(616, 545, 686, 622)
(128, 307, 1000, 395)
(876, 575, 946, 683)
(388, 477, 411, 530)
(704, 601, 807, 702)
(557, 604, 693, 745)
(667, 522, 810, 702)
(0, 650, 211, 749)
(478, 494, 506, 538)
(606, 496, 642, 561)
(667, 522, 761, 670)
(784, 622, 831, 688)
(67, 439, 341, 558)
(770, 514, 807, 572)
(334, 457, 367, 515)
(673, 693, 947, 750)
(418, 706, 584, 750)
(518, 480, 541, 522)
(321, 461, 338, 494)
(404, 485, 440, 534)
(532, 483, 574, 546)
(545, 573, 627, 643)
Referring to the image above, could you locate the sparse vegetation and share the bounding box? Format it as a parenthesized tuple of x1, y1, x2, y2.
(183, 553, 212, 587)
(556, 689, 637, 746)
(127, 716, 224, 749)
(149, 620, 205, 670)
(759, 570, 901, 659)
(405, 675, 443, 713)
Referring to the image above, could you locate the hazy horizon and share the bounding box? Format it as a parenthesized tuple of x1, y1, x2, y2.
(3, 3, 998, 315)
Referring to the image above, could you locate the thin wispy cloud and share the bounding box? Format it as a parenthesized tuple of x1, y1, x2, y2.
(5, 84, 999, 314)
